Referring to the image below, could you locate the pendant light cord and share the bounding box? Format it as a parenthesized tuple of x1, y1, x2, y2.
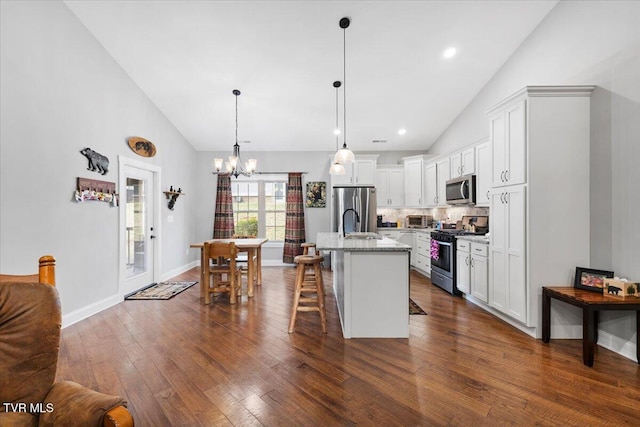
(335, 84, 340, 151)
(343, 25, 347, 149)
(235, 93, 239, 144)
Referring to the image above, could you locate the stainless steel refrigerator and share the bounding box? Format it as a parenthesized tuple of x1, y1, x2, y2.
(332, 186, 377, 235)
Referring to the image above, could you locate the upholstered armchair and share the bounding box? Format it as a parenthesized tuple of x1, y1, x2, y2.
(0, 256, 134, 427)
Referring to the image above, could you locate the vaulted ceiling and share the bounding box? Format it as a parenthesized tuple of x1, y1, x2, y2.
(65, 1, 557, 152)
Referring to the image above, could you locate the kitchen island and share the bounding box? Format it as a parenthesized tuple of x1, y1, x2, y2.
(316, 232, 411, 338)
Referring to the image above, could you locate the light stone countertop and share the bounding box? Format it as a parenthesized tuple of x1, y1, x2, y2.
(456, 235, 490, 244)
(316, 232, 411, 252)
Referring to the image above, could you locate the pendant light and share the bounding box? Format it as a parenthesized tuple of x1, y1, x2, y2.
(213, 89, 257, 178)
(329, 80, 346, 175)
(333, 17, 355, 165)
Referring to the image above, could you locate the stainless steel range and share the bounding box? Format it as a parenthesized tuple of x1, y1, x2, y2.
(430, 216, 488, 295)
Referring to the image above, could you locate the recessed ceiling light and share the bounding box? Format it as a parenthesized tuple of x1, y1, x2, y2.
(333, 128, 341, 135)
(443, 47, 457, 59)
(398, 128, 407, 136)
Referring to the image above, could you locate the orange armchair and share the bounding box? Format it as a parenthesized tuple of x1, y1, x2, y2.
(0, 256, 134, 427)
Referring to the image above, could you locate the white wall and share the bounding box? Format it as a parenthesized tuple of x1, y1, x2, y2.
(428, 1, 640, 358)
(0, 1, 197, 319)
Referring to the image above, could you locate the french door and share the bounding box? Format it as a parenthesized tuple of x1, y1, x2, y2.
(119, 157, 161, 296)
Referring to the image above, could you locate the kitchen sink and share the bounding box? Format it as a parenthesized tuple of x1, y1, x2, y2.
(344, 232, 382, 240)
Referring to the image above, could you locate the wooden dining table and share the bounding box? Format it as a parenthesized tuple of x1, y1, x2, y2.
(190, 238, 268, 304)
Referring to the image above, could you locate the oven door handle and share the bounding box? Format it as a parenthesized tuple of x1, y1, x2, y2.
(434, 240, 452, 247)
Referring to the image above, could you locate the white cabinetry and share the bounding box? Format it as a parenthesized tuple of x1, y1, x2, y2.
(424, 162, 437, 208)
(413, 230, 431, 276)
(402, 155, 434, 207)
(424, 158, 450, 208)
(489, 99, 526, 188)
(403, 157, 423, 207)
(475, 141, 491, 207)
(456, 239, 472, 294)
(485, 86, 594, 334)
(331, 155, 378, 186)
(470, 242, 489, 303)
(450, 147, 476, 178)
(457, 239, 489, 301)
(376, 166, 404, 207)
(489, 186, 525, 322)
(436, 158, 450, 207)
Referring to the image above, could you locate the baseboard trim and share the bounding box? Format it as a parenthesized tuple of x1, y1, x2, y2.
(62, 294, 122, 329)
(161, 260, 199, 281)
(62, 261, 198, 329)
(597, 329, 638, 363)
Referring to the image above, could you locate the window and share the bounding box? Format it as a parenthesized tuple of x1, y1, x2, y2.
(231, 179, 286, 241)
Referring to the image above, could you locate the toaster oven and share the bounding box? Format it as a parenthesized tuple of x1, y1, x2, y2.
(406, 215, 431, 228)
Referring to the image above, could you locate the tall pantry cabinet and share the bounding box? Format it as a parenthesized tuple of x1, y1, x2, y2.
(487, 86, 594, 337)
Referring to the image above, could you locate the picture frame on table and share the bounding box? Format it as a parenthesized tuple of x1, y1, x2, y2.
(574, 267, 614, 292)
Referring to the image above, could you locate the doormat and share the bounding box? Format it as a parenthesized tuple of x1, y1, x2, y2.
(125, 281, 197, 300)
(409, 298, 427, 315)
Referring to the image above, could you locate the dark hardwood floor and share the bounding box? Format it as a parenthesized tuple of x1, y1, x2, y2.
(57, 267, 640, 426)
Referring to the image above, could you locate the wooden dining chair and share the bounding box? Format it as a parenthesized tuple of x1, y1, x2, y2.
(232, 234, 258, 287)
(205, 241, 242, 304)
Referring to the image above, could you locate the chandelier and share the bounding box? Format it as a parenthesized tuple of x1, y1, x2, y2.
(213, 89, 257, 178)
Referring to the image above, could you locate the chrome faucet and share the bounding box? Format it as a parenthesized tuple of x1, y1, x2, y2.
(342, 208, 360, 237)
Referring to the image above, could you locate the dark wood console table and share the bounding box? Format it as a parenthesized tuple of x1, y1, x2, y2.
(542, 286, 640, 367)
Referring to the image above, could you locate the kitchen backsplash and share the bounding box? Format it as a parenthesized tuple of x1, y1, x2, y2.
(378, 206, 490, 227)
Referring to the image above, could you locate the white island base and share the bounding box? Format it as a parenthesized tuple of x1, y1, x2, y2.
(321, 237, 411, 338)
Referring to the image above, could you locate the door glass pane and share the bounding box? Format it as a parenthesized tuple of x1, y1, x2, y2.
(126, 177, 146, 278)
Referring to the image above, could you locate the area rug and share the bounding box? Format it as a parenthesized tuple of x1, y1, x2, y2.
(125, 281, 197, 300)
(409, 298, 427, 315)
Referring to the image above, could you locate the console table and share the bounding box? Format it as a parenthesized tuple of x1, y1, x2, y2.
(542, 286, 640, 367)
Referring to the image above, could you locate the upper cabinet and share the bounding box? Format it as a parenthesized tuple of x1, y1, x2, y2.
(331, 155, 378, 186)
(424, 157, 450, 208)
(450, 147, 476, 178)
(403, 156, 426, 207)
(475, 140, 491, 207)
(489, 99, 526, 188)
(376, 166, 404, 207)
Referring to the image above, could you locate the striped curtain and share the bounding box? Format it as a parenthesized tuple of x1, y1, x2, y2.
(213, 173, 235, 238)
(283, 173, 306, 263)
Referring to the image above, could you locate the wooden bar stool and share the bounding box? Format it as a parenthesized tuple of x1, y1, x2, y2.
(300, 243, 322, 282)
(288, 255, 326, 334)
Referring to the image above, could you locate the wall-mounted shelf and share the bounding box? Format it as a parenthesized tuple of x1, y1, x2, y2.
(164, 188, 184, 210)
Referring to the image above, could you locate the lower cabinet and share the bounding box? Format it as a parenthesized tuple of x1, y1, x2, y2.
(456, 239, 488, 302)
(413, 231, 431, 275)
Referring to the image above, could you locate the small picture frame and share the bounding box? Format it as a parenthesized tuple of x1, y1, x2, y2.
(574, 267, 614, 292)
(306, 181, 326, 208)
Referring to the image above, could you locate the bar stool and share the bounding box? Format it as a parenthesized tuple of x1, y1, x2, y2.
(300, 243, 322, 282)
(288, 255, 326, 334)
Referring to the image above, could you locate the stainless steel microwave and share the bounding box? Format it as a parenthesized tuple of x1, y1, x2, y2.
(445, 174, 476, 205)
